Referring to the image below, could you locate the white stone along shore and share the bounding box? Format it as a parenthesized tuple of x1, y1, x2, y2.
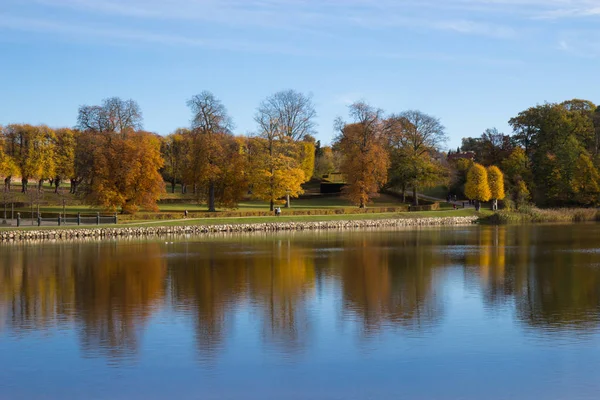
(0, 216, 478, 242)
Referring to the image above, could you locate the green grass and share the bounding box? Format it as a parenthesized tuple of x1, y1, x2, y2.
(0, 209, 482, 231)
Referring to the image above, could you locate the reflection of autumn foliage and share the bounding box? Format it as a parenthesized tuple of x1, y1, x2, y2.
(73, 243, 166, 360)
(168, 243, 247, 358)
(338, 231, 445, 336)
(0, 242, 166, 361)
(0, 246, 76, 332)
(246, 240, 315, 353)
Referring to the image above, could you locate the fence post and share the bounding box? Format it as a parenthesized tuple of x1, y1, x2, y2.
(77, 213, 81, 225)
(96, 212, 100, 225)
(114, 212, 118, 224)
(17, 213, 20, 227)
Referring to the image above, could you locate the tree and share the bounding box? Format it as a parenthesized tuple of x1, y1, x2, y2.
(247, 137, 305, 209)
(0, 129, 17, 191)
(465, 163, 491, 209)
(461, 128, 513, 166)
(385, 110, 448, 205)
(87, 131, 165, 213)
(487, 166, 505, 210)
(314, 145, 335, 179)
(77, 97, 143, 134)
(256, 90, 317, 141)
(162, 129, 187, 194)
(570, 153, 600, 205)
(52, 128, 76, 193)
(186, 91, 234, 212)
(335, 102, 389, 208)
(3, 124, 56, 192)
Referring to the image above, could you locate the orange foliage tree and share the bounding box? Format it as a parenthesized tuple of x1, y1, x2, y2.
(335, 102, 390, 208)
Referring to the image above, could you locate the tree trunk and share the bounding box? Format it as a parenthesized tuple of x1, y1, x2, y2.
(38, 179, 43, 191)
(4, 177, 10, 192)
(270, 199, 274, 212)
(171, 178, 176, 194)
(55, 177, 60, 194)
(208, 182, 216, 212)
(401, 184, 406, 203)
(413, 187, 419, 206)
(22, 178, 28, 193)
(285, 193, 290, 208)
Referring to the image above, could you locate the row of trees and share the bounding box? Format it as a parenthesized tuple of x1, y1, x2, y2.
(459, 99, 600, 207)
(0, 91, 319, 213)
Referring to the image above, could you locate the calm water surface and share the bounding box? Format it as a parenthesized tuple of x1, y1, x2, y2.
(2, 224, 600, 399)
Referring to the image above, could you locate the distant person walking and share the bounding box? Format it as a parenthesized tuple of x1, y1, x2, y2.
(184, 210, 188, 218)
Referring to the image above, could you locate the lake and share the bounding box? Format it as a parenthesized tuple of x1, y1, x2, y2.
(2, 224, 600, 399)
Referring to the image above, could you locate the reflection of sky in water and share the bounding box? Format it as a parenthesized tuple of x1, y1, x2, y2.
(2, 225, 600, 399)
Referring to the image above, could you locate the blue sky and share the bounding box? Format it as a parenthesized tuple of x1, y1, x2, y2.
(1, 0, 600, 148)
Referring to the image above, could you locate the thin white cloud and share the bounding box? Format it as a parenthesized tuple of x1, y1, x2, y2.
(24, 0, 519, 38)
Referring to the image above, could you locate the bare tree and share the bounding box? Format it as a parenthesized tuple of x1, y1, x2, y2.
(256, 90, 317, 141)
(77, 97, 143, 134)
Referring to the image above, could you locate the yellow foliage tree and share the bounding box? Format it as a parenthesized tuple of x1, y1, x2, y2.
(299, 141, 315, 182)
(465, 163, 491, 209)
(247, 137, 305, 210)
(515, 179, 530, 209)
(487, 166, 505, 210)
(570, 153, 600, 205)
(89, 131, 165, 213)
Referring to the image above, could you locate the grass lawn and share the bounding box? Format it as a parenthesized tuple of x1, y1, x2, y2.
(0, 209, 485, 231)
(122, 209, 483, 227)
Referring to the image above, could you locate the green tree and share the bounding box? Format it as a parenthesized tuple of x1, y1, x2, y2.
(385, 110, 448, 205)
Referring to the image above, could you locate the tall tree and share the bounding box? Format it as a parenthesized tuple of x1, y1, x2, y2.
(162, 129, 187, 194)
(186, 91, 234, 212)
(52, 128, 76, 193)
(0, 129, 17, 191)
(335, 102, 389, 208)
(386, 110, 448, 205)
(256, 90, 317, 141)
(487, 166, 505, 210)
(465, 163, 491, 209)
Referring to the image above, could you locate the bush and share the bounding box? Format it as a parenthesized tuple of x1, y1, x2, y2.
(483, 207, 600, 224)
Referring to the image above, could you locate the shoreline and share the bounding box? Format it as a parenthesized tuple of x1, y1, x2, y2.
(0, 216, 478, 242)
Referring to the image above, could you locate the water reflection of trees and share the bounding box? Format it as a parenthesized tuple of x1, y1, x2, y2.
(462, 225, 600, 331)
(3, 226, 600, 362)
(0, 242, 166, 361)
(336, 231, 447, 336)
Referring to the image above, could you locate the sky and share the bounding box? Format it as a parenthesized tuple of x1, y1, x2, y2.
(1, 0, 600, 148)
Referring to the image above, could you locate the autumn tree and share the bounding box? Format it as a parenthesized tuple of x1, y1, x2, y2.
(252, 93, 313, 210)
(385, 110, 448, 205)
(0, 129, 17, 191)
(487, 166, 505, 210)
(335, 102, 389, 208)
(87, 131, 165, 213)
(247, 137, 305, 210)
(52, 128, 76, 193)
(570, 153, 600, 205)
(186, 91, 245, 211)
(3, 124, 56, 192)
(465, 163, 491, 210)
